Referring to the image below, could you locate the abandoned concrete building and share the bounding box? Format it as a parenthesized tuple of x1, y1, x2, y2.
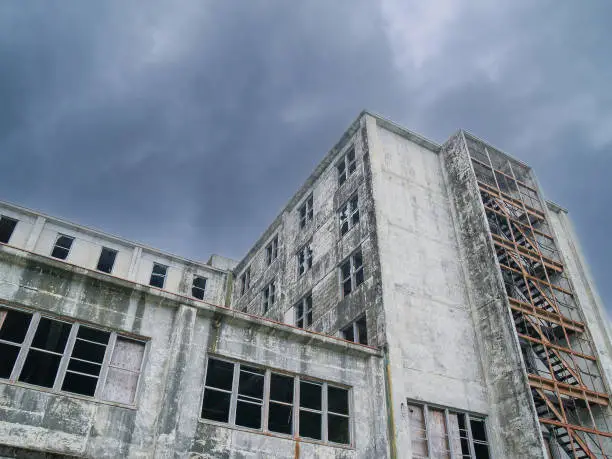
(1, 111, 611, 458)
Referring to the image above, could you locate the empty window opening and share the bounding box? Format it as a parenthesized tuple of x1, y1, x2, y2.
(235, 365, 265, 430)
(192, 276, 207, 300)
(299, 195, 314, 229)
(295, 294, 313, 329)
(339, 194, 360, 236)
(297, 243, 313, 276)
(299, 380, 322, 440)
(268, 373, 294, 434)
(0, 306, 145, 403)
(337, 147, 357, 186)
(51, 234, 74, 260)
(201, 358, 234, 423)
(327, 385, 350, 444)
(340, 249, 364, 297)
(240, 267, 251, 296)
(341, 315, 368, 345)
(149, 263, 168, 288)
(266, 236, 279, 265)
(0, 216, 18, 244)
(263, 281, 276, 313)
(96, 247, 117, 274)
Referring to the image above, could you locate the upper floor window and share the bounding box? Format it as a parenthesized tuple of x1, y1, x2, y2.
(192, 276, 207, 300)
(295, 293, 313, 329)
(96, 247, 117, 274)
(0, 306, 146, 405)
(149, 263, 168, 288)
(201, 357, 351, 445)
(341, 315, 368, 345)
(299, 195, 314, 230)
(408, 402, 490, 459)
(297, 243, 313, 276)
(240, 267, 251, 296)
(337, 147, 356, 186)
(51, 234, 74, 260)
(339, 194, 360, 236)
(0, 216, 18, 244)
(263, 280, 276, 312)
(266, 235, 279, 266)
(340, 249, 364, 297)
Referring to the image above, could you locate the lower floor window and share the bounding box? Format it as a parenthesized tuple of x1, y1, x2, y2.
(0, 306, 146, 405)
(408, 401, 490, 459)
(201, 357, 351, 445)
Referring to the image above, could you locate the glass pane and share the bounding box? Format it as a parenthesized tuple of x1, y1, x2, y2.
(55, 235, 74, 249)
(0, 342, 20, 378)
(19, 349, 62, 387)
(62, 372, 98, 396)
(474, 443, 490, 459)
(205, 359, 234, 390)
(102, 367, 139, 404)
(77, 326, 110, 344)
(470, 419, 487, 442)
(71, 339, 107, 363)
(328, 386, 349, 414)
(32, 318, 71, 353)
(110, 337, 145, 371)
(0, 309, 32, 343)
(235, 400, 262, 429)
(299, 381, 321, 410)
(270, 373, 293, 403)
(152, 263, 168, 275)
(269, 402, 292, 435)
(201, 389, 231, 422)
(299, 410, 322, 440)
(328, 413, 350, 444)
(238, 366, 264, 399)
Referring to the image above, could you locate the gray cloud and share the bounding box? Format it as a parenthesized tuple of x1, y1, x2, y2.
(1, 1, 611, 314)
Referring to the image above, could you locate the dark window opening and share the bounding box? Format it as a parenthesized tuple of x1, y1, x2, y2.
(299, 410, 322, 440)
(337, 147, 357, 186)
(328, 414, 350, 444)
(202, 358, 235, 423)
(240, 267, 251, 296)
(19, 350, 62, 387)
(0, 216, 18, 244)
(51, 235, 74, 260)
(266, 236, 279, 265)
(0, 343, 19, 378)
(340, 249, 364, 298)
(96, 247, 117, 273)
(192, 276, 207, 300)
(0, 308, 32, 343)
(202, 389, 231, 422)
(297, 243, 313, 276)
(263, 281, 276, 313)
(339, 194, 359, 236)
(236, 365, 264, 429)
(327, 386, 350, 444)
(295, 294, 313, 329)
(300, 381, 322, 410)
(299, 195, 314, 229)
(31, 318, 71, 353)
(341, 315, 368, 345)
(341, 323, 354, 342)
(205, 358, 234, 390)
(149, 263, 168, 288)
(269, 402, 293, 434)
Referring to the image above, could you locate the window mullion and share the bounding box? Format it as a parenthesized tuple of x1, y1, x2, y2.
(96, 332, 117, 399)
(10, 312, 40, 382)
(53, 322, 79, 391)
(229, 363, 240, 426)
(445, 408, 456, 459)
(466, 413, 476, 459)
(424, 404, 433, 459)
(262, 369, 271, 432)
(322, 382, 328, 442)
(294, 376, 300, 439)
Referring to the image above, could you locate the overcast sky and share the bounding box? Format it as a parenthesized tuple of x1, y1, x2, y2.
(1, 1, 611, 314)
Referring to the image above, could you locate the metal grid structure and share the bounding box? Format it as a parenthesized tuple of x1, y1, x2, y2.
(464, 133, 612, 458)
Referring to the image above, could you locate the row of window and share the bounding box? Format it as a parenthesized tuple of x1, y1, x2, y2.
(201, 357, 351, 445)
(0, 307, 146, 405)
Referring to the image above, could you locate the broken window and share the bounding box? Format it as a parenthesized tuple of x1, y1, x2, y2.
(337, 147, 357, 186)
(341, 315, 368, 345)
(200, 358, 351, 444)
(263, 281, 276, 313)
(339, 194, 360, 236)
(0, 306, 145, 404)
(192, 276, 207, 300)
(295, 294, 313, 329)
(240, 267, 251, 296)
(149, 263, 168, 288)
(266, 235, 279, 265)
(0, 216, 18, 244)
(96, 247, 117, 274)
(408, 401, 490, 459)
(340, 249, 364, 297)
(299, 195, 314, 229)
(297, 243, 313, 276)
(51, 234, 74, 260)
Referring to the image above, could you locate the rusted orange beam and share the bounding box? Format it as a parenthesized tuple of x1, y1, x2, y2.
(519, 334, 597, 362)
(527, 374, 609, 406)
(509, 299, 585, 334)
(493, 236, 563, 273)
(538, 417, 612, 438)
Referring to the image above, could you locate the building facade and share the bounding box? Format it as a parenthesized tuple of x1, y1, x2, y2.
(0, 111, 611, 458)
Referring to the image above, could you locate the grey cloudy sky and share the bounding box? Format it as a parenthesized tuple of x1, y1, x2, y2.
(1, 1, 611, 314)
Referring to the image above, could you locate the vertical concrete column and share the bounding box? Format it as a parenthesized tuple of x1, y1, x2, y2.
(127, 246, 142, 281)
(24, 216, 45, 251)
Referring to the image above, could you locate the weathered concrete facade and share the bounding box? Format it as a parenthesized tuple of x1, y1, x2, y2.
(1, 111, 611, 458)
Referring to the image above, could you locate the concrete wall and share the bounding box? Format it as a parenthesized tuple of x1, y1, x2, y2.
(0, 244, 388, 458)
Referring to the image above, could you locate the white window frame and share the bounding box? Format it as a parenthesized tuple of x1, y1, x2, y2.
(149, 262, 168, 288)
(0, 305, 147, 406)
(200, 357, 353, 446)
(262, 280, 276, 313)
(192, 276, 207, 300)
(298, 194, 314, 230)
(339, 248, 364, 298)
(297, 242, 313, 276)
(266, 235, 279, 266)
(295, 293, 313, 329)
(339, 193, 360, 237)
(51, 233, 75, 260)
(336, 146, 357, 186)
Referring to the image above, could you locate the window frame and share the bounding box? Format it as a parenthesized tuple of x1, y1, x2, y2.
(265, 235, 279, 266)
(0, 305, 147, 406)
(149, 262, 168, 289)
(406, 400, 491, 459)
(51, 233, 75, 260)
(192, 275, 207, 300)
(240, 267, 251, 297)
(298, 194, 314, 230)
(262, 280, 276, 313)
(200, 356, 353, 446)
(340, 315, 367, 345)
(0, 215, 18, 244)
(96, 246, 118, 274)
(336, 146, 357, 186)
(297, 242, 313, 276)
(295, 293, 313, 329)
(338, 193, 360, 237)
(339, 248, 364, 298)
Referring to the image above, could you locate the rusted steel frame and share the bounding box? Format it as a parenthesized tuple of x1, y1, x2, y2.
(499, 263, 573, 296)
(534, 388, 564, 422)
(539, 418, 612, 439)
(506, 222, 562, 270)
(519, 334, 597, 362)
(478, 182, 545, 219)
(493, 236, 563, 273)
(509, 299, 584, 334)
(482, 200, 554, 241)
(471, 156, 539, 193)
(528, 374, 610, 406)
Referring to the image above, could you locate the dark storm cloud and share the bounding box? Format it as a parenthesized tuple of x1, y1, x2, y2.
(1, 1, 611, 314)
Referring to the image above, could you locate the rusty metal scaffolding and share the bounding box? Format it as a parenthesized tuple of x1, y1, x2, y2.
(465, 133, 612, 458)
